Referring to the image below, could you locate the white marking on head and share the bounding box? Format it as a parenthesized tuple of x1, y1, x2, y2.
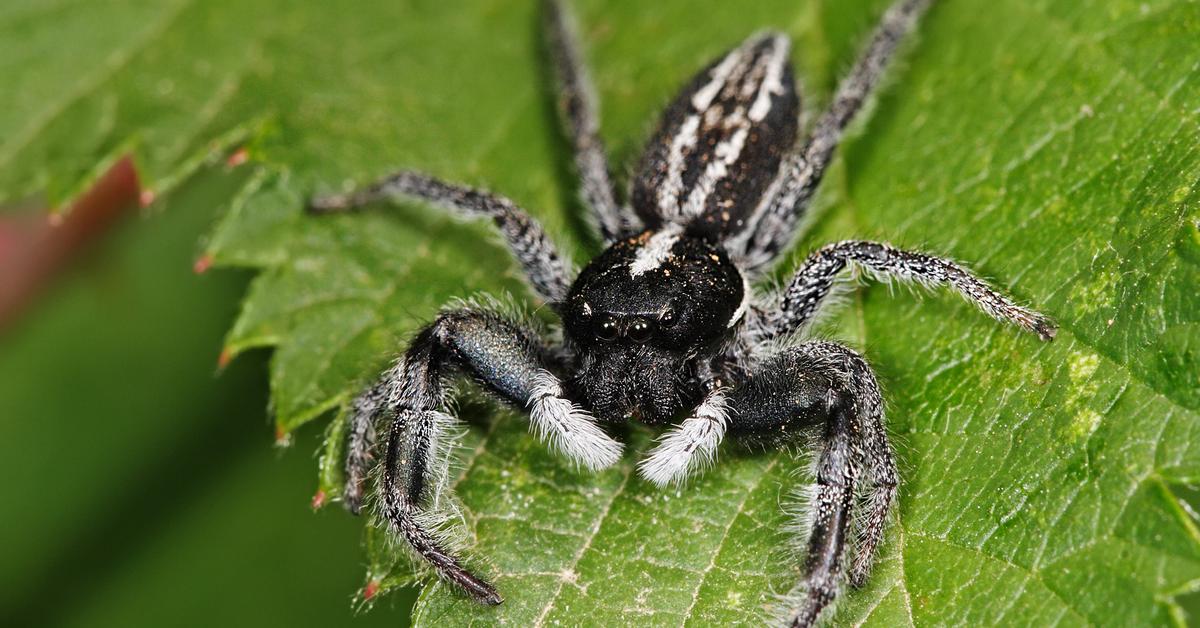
(528, 370, 623, 470)
(728, 275, 752, 328)
(749, 35, 790, 121)
(629, 228, 682, 277)
(582, 301, 592, 316)
(638, 390, 730, 486)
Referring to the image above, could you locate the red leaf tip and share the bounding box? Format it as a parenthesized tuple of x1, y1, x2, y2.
(311, 489, 327, 510)
(363, 580, 381, 601)
(226, 147, 249, 168)
(217, 347, 233, 369)
(139, 189, 156, 208)
(193, 254, 213, 274)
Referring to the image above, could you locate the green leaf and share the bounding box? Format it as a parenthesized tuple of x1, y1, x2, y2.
(5, 0, 1198, 625)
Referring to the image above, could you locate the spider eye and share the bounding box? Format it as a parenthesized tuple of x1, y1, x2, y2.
(659, 307, 678, 328)
(627, 318, 654, 343)
(594, 314, 619, 342)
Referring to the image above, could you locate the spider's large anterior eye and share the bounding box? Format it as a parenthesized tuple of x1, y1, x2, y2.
(594, 314, 620, 342)
(627, 318, 654, 343)
(659, 307, 678, 328)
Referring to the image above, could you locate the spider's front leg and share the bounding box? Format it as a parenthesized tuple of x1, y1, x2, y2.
(346, 306, 622, 604)
(638, 386, 732, 487)
(768, 240, 1057, 341)
(724, 341, 896, 628)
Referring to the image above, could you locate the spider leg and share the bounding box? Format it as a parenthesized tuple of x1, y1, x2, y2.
(734, 0, 933, 271)
(382, 406, 503, 604)
(343, 372, 393, 514)
(848, 373, 898, 589)
(309, 172, 574, 304)
(543, 0, 639, 242)
(767, 239, 1057, 341)
(790, 403, 858, 628)
(723, 341, 892, 628)
(638, 387, 731, 487)
(355, 306, 622, 603)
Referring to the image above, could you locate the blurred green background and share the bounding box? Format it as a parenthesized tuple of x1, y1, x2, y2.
(0, 166, 417, 627)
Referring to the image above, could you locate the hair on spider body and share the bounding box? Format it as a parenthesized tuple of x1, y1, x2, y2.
(308, 0, 1056, 626)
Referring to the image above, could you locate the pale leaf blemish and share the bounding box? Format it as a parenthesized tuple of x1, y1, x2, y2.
(1068, 266, 1118, 316)
(1068, 352, 1099, 383)
(1069, 408, 1103, 440)
(1064, 351, 1103, 442)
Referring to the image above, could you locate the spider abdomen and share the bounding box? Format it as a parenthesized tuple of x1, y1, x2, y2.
(630, 33, 799, 240)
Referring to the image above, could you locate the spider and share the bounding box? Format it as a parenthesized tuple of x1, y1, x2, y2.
(308, 0, 1055, 625)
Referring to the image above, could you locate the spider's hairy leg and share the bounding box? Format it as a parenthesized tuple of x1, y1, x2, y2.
(848, 370, 899, 589)
(383, 407, 502, 604)
(543, 0, 639, 242)
(769, 240, 1057, 340)
(725, 342, 891, 628)
(637, 387, 731, 487)
(791, 402, 858, 628)
(368, 306, 622, 604)
(736, 0, 934, 270)
(342, 370, 396, 514)
(309, 172, 575, 304)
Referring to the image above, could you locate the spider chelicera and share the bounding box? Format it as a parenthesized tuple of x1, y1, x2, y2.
(308, 0, 1055, 624)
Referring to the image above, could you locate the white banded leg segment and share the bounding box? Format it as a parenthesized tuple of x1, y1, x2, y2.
(638, 390, 731, 486)
(528, 370, 623, 470)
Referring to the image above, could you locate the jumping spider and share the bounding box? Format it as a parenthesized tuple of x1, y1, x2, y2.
(309, 0, 1055, 625)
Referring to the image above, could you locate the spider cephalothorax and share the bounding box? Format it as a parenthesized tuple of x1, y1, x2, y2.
(308, 1, 1055, 625)
(563, 228, 746, 424)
